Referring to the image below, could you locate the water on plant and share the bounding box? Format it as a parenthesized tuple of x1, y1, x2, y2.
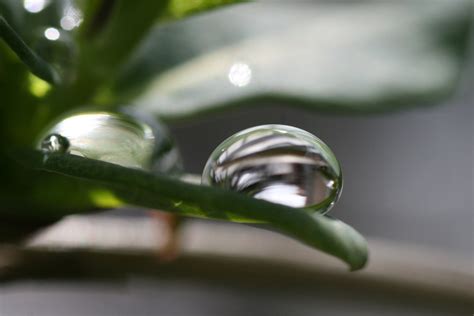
(38, 112, 181, 172)
(40, 133, 69, 154)
(202, 125, 343, 213)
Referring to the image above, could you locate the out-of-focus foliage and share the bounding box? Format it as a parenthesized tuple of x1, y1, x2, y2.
(164, 0, 249, 19)
(0, 0, 245, 230)
(0, 0, 471, 266)
(116, 0, 472, 119)
(0, 16, 59, 83)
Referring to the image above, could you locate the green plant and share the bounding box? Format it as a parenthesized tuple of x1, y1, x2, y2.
(0, 0, 471, 271)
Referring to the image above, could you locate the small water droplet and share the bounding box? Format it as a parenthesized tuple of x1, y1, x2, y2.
(38, 111, 181, 172)
(202, 125, 343, 213)
(40, 133, 69, 153)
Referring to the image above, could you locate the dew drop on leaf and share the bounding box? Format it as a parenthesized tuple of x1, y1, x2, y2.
(38, 111, 181, 172)
(40, 133, 69, 154)
(202, 125, 343, 213)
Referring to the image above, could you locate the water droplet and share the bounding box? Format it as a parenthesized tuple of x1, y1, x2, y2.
(40, 133, 69, 153)
(202, 125, 343, 213)
(38, 111, 181, 172)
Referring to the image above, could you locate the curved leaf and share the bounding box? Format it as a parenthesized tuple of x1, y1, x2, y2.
(116, 1, 472, 118)
(18, 150, 368, 270)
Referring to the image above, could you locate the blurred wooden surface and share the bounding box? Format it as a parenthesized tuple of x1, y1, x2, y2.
(0, 213, 471, 305)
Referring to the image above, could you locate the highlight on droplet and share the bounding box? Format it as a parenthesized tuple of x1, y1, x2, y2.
(44, 27, 60, 41)
(23, 0, 48, 13)
(228, 62, 252, 87)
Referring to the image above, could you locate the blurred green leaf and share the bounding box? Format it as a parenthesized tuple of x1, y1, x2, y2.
(115, 0, 472, 119)
(66, 0, 248, 107)
(0, 5, 64, 147)
(164, 0, 248, 19)
(17, 150, 368, 270)
(0, 0, 24, 32)
(0, 15, 60, 84)
(57, 0, 168, 108)
(79, 1, 168, 71)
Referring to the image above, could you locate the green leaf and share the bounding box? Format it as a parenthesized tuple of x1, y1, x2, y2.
(0, 15, 60, 84)
(59, 0, 169, 107)
(164, 0, 248, 19)
(0, 149, 116, 221)
(67, 0, 246, 107)
(16, 150, 368, 270)
(80, 1, 168, 70)
(115, 0, 472, 118)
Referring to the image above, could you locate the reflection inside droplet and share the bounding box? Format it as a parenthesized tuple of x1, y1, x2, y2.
(228, 62, 252, 87)
(254, 183, 307, 207)
(44, 27, 60, 41)
(24, 0, 47, 13)
(202, 125, 343, 213)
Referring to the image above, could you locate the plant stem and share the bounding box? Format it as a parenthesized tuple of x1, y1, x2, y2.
(0, 16, 60, 84)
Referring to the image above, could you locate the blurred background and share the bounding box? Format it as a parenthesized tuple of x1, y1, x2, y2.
(0, 1, 473, 315)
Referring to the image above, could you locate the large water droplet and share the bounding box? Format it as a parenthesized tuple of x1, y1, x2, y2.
(202, 125, 343, 213)
(38, 111, 181, 172)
